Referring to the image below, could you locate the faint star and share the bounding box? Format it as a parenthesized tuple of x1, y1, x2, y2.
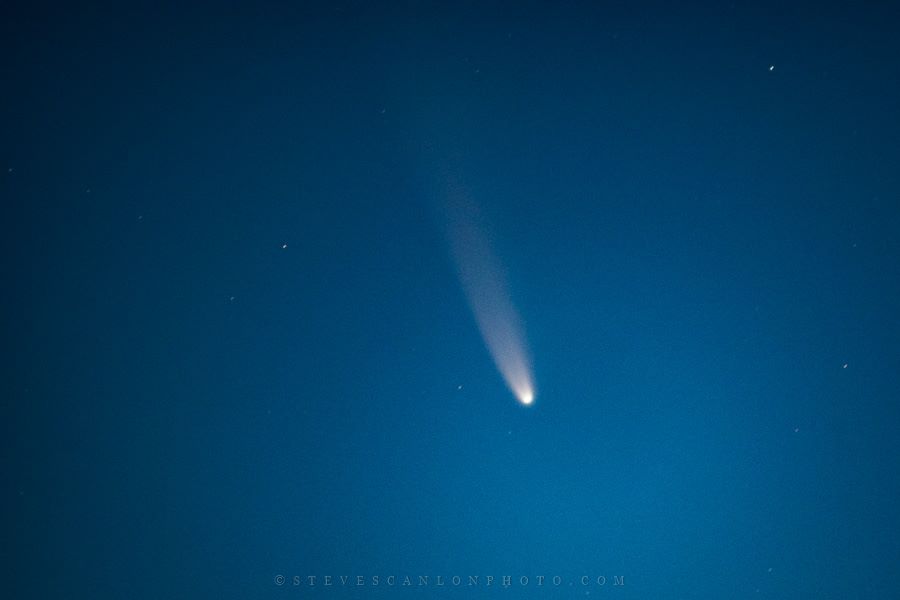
(282, 243, 288, 249)
(769, 65, 775, 71)
(457, 385, 462, 390)
(794, 427, 800, 433)
(842, 363, 848, 369)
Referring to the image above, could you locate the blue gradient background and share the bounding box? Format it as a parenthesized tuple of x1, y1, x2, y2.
(4, 1, 900, 598)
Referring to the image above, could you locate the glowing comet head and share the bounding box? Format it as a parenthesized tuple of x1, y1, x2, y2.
(518, 389, 535, 406)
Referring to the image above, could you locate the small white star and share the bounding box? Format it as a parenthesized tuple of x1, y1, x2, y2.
(842, 363, 848, 369)
(281, 243, 288, 249)
(769, 65, 775, 71)
(457, 385, 462, 390)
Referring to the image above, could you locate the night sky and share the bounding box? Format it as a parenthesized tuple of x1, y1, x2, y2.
(5, 2, 900, 598)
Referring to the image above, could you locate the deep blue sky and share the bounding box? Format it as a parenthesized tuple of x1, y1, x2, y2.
(4, 1, 900, 598)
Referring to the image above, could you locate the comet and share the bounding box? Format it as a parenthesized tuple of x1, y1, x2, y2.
(441, 188, 536, 407)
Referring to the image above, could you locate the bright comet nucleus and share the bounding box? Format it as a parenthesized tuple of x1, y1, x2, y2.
(519, 389, 535, 406)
